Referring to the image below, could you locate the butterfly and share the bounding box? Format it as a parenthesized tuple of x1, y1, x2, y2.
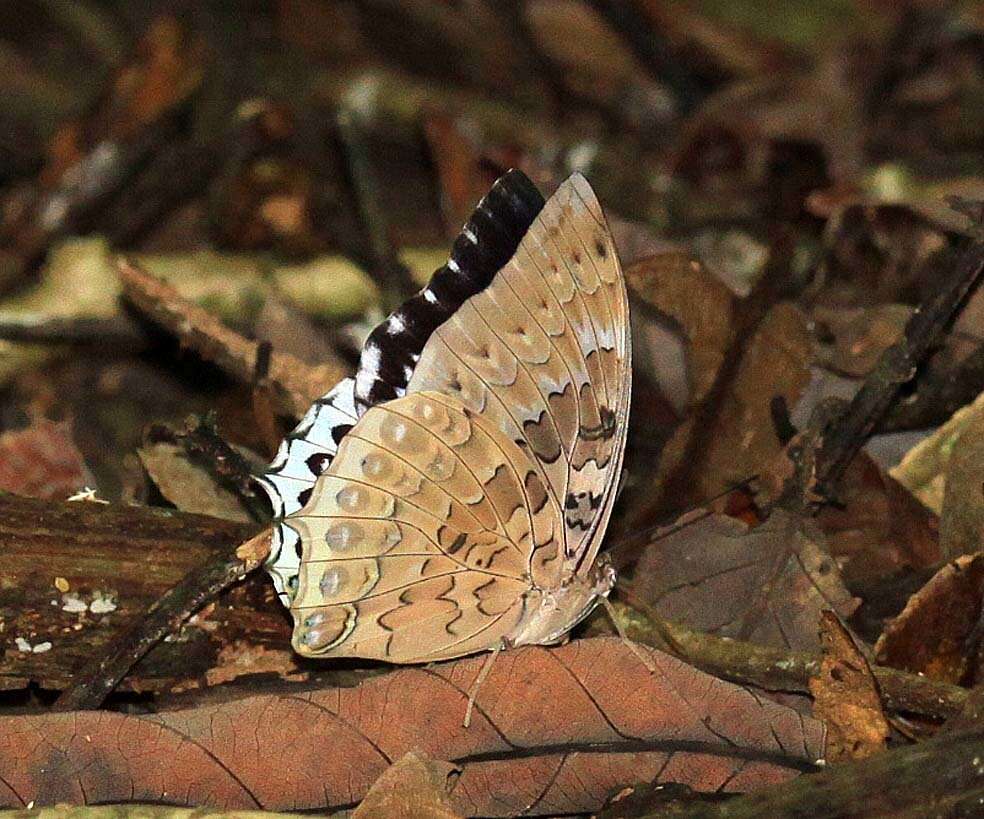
(256, 169, 631, 665)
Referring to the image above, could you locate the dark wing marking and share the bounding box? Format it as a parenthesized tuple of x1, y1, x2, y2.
(354, 169, 545, 414)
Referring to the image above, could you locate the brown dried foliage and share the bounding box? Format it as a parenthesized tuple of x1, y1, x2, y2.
(810, 612, 889, 762)
(876, 554, 984, 686)
(0, 639, 824, 816)
(635, 509, 858, 652)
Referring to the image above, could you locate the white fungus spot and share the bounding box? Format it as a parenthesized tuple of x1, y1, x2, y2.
(62, 593, 88, 613)
(89, 592, 118, 614)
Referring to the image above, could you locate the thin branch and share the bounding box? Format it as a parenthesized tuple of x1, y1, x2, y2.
(614, 592, 966, 722)
(118, 258, 347, 418)
(810, 240, 984, 505)
(0, 313, 149, 348)
(146, 415, 270, 522)
(638, 727, 984, 818)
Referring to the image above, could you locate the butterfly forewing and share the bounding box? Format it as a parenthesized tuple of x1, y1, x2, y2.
(354, 170, 545, 413)
(407, 173, 630, 573)
(288, 390, 564, 662)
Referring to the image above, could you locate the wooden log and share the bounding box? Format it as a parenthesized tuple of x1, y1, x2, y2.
(0, 493, 300, 694)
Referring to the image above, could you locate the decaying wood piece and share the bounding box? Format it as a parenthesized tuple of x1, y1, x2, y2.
(54, 529, 272, 711)
(118, 258, 347, 418)
(0, 493, 296, 694)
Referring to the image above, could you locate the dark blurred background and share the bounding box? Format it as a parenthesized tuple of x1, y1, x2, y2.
(0, 0, 980, 513)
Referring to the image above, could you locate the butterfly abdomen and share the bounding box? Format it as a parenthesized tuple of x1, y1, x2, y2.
(354, 169, 545, 414)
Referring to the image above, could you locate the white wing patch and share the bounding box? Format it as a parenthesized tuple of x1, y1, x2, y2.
(256, 377, 358, 604)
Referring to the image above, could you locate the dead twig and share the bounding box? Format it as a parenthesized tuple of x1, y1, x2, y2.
(118, 258, 347, 418)
(146, 414, 270, 522)
(781, 240, 984, 510)
(0, 313, 149, 349)
(635, 727, 984, 818)
(615, 591, 966, 722)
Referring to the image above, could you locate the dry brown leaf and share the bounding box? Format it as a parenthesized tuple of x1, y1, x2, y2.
(939, 403, 984, 561)
(817, 451, 940, 585)
(814, 304, 912, 378)
(610, 218, 681, 269)
(353, 751, 462, 819)
(635, 510, 858, 652)
(890, 390, 984, 514)
(810, 612, 890, 762)
(524, 0, 645, 104)
(0, 420, 92, 500)
(138, 442, 252, 523)
(875, 554, 984, 686)
(626, 253, 736, 408)
(657, 302, 813, 506)
(0, 639, 825, 815)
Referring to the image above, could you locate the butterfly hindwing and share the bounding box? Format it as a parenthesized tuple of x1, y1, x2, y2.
(265, 170, 630, 660)
(287, 391, 562, 662)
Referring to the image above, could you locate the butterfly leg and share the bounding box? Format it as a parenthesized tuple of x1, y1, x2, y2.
(601, 596, 657, 674)
(463, 641, 505, 728)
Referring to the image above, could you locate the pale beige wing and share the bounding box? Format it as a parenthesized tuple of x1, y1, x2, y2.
(285, 391, 564, 662)
(407, 173, 631, 578)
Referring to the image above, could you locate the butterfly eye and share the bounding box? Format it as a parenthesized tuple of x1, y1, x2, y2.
(325, 521, 363, 551)
(286, 575, 299, 596)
